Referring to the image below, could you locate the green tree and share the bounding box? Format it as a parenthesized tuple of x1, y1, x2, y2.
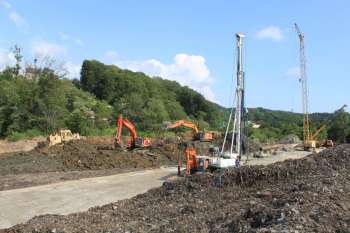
(35, 70, 68, 132)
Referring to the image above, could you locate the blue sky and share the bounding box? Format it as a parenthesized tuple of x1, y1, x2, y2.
(0, 0, 349, 113)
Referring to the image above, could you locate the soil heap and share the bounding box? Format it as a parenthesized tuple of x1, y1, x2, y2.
(0, 139, 179, 176)
(2, 144, 350, 232)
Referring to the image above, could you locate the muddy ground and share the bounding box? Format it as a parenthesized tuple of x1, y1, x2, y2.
(0, 138, 180, 190)
(2, 144, 349, 233)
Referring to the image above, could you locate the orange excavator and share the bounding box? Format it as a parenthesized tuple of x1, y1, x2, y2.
(178, 143, 209, 176)
(165, 120, 214, 142)
(114, 114, 152, 149)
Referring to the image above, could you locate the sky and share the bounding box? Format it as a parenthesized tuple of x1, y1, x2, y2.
(0, 0, 349, 113)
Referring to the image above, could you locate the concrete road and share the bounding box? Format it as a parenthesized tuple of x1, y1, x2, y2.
(0, 167, 178, 229)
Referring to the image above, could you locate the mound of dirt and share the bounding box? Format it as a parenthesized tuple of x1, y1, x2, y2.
(0, 140, 179, 176)
(3, 145, 350, 232)
(85, 136, 113, 145)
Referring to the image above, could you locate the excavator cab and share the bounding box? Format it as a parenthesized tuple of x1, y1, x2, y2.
(196, 132, 214, 142)
(134, 136, 152, 148)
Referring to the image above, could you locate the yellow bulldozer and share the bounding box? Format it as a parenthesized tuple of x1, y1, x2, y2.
(47, 129, 80, 146)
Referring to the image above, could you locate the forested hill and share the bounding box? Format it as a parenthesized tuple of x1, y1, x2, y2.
(79, 60, 226, 130)
(0, 59, 227, 139)
(247, 107, 349, 142)
(0, 58, 349, 143)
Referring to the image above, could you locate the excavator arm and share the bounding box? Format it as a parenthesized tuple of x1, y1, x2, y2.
(165, 120, 213, 142)
(115, 114, 138, 147)
(166, 120, 199, 133)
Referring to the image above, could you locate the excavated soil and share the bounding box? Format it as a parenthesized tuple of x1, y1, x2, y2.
(2, 144, 350, 232)
(0, 139, 180, 190)
(0, 139, 178, 176)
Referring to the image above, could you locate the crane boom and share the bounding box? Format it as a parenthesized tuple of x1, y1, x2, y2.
(310, 104, 347, 140)
(294, 23, 310, 143)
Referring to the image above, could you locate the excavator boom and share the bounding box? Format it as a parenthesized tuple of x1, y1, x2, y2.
(165, 120, 213, 142)
(166, 120, 199, 133)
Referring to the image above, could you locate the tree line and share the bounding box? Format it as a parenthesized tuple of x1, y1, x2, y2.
(0, 50, 349, 143)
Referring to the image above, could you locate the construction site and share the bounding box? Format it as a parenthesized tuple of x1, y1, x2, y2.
(0, 2, 349, 232)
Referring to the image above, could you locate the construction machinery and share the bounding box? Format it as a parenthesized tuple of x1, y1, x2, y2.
(311, 104, 347, 148)
(209, 33, 247, 168)
(294, 23, 314, 151)
(47, 129, 80, 147)
(176, 33, 247, 174)
(165, 120, 214, 142)
(295, 23, 346, 151)
(177, 142, 211, 176)
(114, 114, 151, 149)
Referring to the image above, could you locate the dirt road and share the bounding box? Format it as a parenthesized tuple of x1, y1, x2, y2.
(0, 167, 178, 229)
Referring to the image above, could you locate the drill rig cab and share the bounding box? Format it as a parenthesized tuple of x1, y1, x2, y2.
(114, 114, 151, 149)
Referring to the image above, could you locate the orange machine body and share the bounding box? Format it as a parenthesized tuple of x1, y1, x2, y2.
(115, 114, 151, 149)
(184, 147, 209, 175)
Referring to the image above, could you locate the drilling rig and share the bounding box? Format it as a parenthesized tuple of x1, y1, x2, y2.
(294, 23, 315, 150)
(176, 33, 247, 172)
(209, 33, 247, 168)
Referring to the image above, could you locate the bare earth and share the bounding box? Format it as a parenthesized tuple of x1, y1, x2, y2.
(1, 145, 349, 233)
(0, 137, 45, 155)
(0, 150, 310, 229)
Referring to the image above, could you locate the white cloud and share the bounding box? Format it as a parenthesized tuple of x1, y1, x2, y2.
(104, 50, 119, 61)
(0, 0, 11, 9)
(0, 49, 15, 70)
(113, 53, 215, 101)
(285, 66, 300, 79)
(58, 32, 70, 40)
(58, 32, 84, 46)
(255, 26, 284, 41)
(31, 40, 67, 59)
(62, 62, 81, 80)
(74, 39, 84, 46)
(9, 11, 28, 30)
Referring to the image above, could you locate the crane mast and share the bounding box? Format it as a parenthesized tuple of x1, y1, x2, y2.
(294, 23, 310, 143)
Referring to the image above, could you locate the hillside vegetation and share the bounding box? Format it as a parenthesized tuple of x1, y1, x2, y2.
(79, 60, 226, 131)
(0, 56, 349, 143)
